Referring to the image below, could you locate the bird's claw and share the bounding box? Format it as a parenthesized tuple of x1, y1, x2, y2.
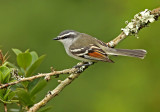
(73, 62, 94, 73)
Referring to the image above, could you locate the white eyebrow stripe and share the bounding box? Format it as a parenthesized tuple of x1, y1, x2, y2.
(58, 32, 76, 38)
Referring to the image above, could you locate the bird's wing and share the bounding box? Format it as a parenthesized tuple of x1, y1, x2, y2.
(70, 44, 114, 63)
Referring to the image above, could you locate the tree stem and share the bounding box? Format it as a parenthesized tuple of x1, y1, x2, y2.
(4, 103, 7, 112)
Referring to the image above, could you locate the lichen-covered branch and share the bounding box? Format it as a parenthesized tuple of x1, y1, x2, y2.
(0, 7, 159, 112)
(27, 7, 160, 112)
(107, 7, 160, 47)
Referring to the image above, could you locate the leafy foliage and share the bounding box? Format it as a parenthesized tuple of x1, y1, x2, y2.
(16, 88, 34, 107)
(0, 52, 15, 104)
(0, 49, 50, 111)
(0, 65, 15, 104)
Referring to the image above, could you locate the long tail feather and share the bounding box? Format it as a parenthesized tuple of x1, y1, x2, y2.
(106, 48, 147, 59)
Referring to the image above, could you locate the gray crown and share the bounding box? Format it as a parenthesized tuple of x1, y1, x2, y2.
(59, 30, 77, 36)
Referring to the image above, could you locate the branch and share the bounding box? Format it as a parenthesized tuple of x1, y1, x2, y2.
(0, 7, 159, 112)
(107, 7, 160, 47)
(0, 67, 79, 89)
(4, 103, 7, 112)
(28, 72, 81, 112)
(27, 7, 160, 112)
(27, 62, 88, 112)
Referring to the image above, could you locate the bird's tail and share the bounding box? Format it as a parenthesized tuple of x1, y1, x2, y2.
(105, 48, 147, 59)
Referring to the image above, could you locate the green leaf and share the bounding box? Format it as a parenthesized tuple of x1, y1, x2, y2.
(17, 52, 32, 69)
(8, 91, 15, 101)
(0, 88, 15, 103)
(21, 81, 29, 88)
(30, 79, 47, 97)
(0, 66, 11, 75)
(25, 49, 30, 53)
(10, 100, 19, 103)
(30, 51, 38, 64)
(28, 78, 40, 92)
(0, 71, 4, 83)
(0, 99, 12, 104)
(0, 89, 5, 99)
(12, 48, 22, 55)
(16, 88, 34, 106)
(3, 72, 11, 84)
(4, 89, 11, 100)
(2, 62, 9, 66)
(6, 62, 19, 69)
(0, 66, 11, 83)
(26, 55, 45, 77)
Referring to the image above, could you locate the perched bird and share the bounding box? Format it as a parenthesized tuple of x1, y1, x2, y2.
(53, 30, 147, 64)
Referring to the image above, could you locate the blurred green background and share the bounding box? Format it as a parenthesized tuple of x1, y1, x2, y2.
(0, 0, 160, 112)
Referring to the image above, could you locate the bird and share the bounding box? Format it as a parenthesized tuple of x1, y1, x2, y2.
(53, 30, 147, 65)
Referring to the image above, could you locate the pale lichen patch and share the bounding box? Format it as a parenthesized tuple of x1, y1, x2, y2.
(121, 9, 155, 36)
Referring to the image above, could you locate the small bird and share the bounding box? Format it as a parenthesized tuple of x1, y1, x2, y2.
(53, 30, 147, 64)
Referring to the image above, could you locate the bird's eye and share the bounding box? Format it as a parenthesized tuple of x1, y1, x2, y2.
(62, 36, 68, 39)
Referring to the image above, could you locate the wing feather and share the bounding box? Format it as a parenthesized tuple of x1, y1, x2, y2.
(70, 44, 114, 63)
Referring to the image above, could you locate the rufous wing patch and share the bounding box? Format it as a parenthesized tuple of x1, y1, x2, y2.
(88, 51, 114, 63)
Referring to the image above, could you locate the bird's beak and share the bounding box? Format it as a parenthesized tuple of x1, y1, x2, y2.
(53, 37, 59, 40)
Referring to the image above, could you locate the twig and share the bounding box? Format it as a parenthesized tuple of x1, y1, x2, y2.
(4, 103, 7, 112)
(28, 72, 81, 112)
(107, 7, 160, 47)
(27, 7, 160, 112)
(0, 67, 78, 89)
(28, 62, 88, 112)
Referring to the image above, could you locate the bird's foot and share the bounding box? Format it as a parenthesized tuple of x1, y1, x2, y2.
(73, 62, 94, 73)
